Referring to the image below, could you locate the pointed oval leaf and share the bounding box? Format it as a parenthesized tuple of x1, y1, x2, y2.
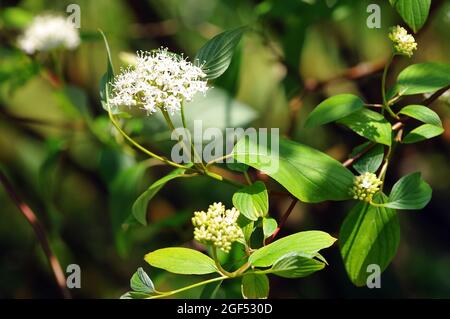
(402, 124, 444, 144)
(340, 193, 400, 286)
(195, 27, 246, 80)
(241, 274, 269, 299)
(383, 172, 432, 210)
(262, 217, 277, 239)
(132, 168, 188, 225)
(249, 231, 336, 267)
(389, 0, 431, 33)
(233, 133, 355, 203)
(304, 94, 364, 128)
(232, 181, 269, 221)
(144, 247, 218, 275)
(98, 30, 118, 113)
(396, 63, 450, 96)
(353, 144, 385, 175)
(268, 253, 325, 278)
(130, 267, 155, 294)
(398, 105, 442, 127)
(338, 109, 392, 146)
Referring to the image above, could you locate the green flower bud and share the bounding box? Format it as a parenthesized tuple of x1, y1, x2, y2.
(389, 25, 417, 57)
(351, 172, 383, 202)
(192, 202, 243, 253)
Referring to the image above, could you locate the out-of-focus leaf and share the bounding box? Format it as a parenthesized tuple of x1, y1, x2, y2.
(0, 7, 33, 29)
(132, 168, 188, 226)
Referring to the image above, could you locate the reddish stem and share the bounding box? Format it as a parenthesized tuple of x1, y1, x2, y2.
(0, 170, 71, 299)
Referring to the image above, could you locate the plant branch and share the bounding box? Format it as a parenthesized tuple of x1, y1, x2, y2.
(147, 275, 227, 299)
(266, 197, 298, 244)
(0, 170, 71, 299)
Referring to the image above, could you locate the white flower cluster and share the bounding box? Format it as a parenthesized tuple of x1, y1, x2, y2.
(18, 14, 80, 54)
(192, 202, 243, 253)
(389, 25, 417, 57)
(109, 49, 208, 115)
(351, 172, 383, 202)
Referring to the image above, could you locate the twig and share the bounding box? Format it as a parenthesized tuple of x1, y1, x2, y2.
(0, 170, 71, 299)
(266, 197, 298, 244)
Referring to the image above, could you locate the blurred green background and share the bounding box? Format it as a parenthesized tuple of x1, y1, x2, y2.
(0, 0, 449, 298)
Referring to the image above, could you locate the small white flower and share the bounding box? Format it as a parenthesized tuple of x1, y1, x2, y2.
(351, 172, 383, 202)
(110, 48, 208, 115)
(389, 25, 417, 57)
(18, 14, 80, 54)
(192, 202, 243, 253)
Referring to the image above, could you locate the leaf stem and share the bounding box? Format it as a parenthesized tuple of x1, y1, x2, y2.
(266, 197, 298, 244)
(381, 54, 399, 120)
(162, 109, 206, 171)
(211, 247, 233, 277)
(107, 108, 188, 169)
(147, 276, 227, 299)
(205, 170, 245, 188)
(243, 171, 252, 185)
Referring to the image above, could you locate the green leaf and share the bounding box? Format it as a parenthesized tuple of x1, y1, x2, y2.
(200, 280, 224, 299)
(233, 133, 355, 203)
(144, 247, 218, 275)
(195, 27, 246, 80)
(130, 268, 155, 294)
(0, 7, 33, 29)
(389, 0, 431, 33)
(382, 172, 432, 210)
(340, 193, 400, 287)
(353, 144, 384, 175)
(98, 30, 119, 114)
(120, 291, 152, 299)
(395, 63, 450, 96)
(398, 105, 442, 127)
(132, 168, 188, 225)
(338, 109, 392, 146)
(241, 274, 269, 299)
(232, 181, 269, 221)
(267, 253, 325, 278)
(176, 87, 258, 131)
(402, 124, 444, 144)
(110, 161, 149, 254)
(304, 94, 364, 128)
(249, 231, 336, 267)
(237, 215, 254, 245)
(262, 217, 277, 239)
